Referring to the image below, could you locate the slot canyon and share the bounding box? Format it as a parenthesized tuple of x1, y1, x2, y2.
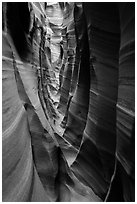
(2, 2, 135, 202)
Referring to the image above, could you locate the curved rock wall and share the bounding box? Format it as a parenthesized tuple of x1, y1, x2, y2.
(63, 3, 90, 148)
(2, 2, 135, 202)
(2, 30, 50, 202)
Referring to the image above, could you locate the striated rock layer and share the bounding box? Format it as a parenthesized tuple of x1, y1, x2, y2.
(2, 2, 135, 202)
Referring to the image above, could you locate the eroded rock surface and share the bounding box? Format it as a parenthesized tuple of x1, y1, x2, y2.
(2, 2, 135, 202)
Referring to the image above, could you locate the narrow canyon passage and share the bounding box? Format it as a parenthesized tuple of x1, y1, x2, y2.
(2, 2, 135, 202)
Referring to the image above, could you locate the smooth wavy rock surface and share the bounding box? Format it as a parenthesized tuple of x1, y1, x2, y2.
(2, 2, 135, 202)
